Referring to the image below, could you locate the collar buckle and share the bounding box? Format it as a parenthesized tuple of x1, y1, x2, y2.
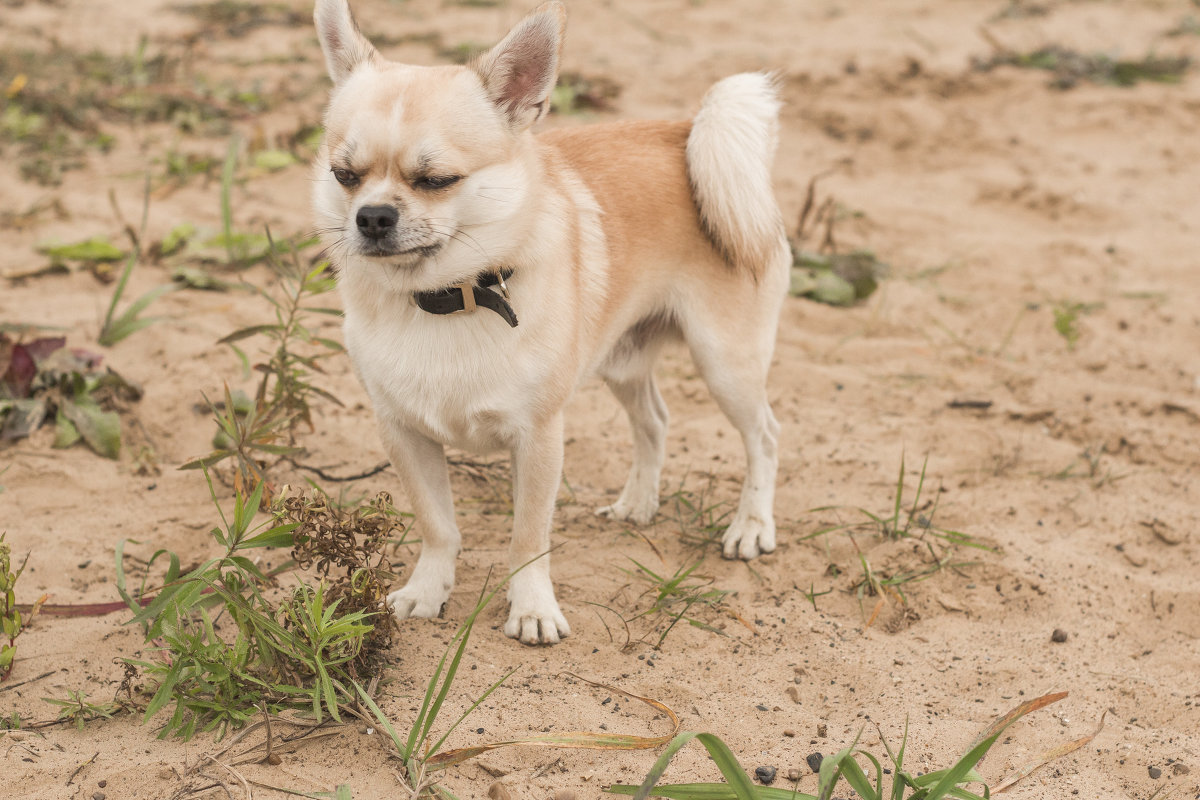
(455, 283, 477, 314)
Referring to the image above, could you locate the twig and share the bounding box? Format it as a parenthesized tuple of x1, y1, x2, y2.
(66, 751, 99, 786)
(531, 755, 563, 779)
(260, 703, 273, 764)
(203, 754, 251, 799)
(0, 669, 56, 693)
(286, 458, 389, 482)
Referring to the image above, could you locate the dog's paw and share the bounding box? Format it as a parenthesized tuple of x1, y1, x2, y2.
(387, 585, 448, 621)
(721, 514, 776, 560)
(504, 577, 570, 645)
(596, 495, 659, 526)
(504, 607, 571, 645)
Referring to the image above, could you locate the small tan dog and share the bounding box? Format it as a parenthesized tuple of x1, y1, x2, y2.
(313, 0, 789, 644)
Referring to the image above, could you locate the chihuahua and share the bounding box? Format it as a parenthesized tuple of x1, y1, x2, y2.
(313, 0, 790, 644)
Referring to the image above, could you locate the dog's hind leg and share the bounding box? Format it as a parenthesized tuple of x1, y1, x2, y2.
(596, 321, 671, 525)
(681, 289, 783, 560)
(380, 424, 461, 620)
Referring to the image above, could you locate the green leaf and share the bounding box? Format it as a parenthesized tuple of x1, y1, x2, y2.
(252, 149, 299, 172)
(58, 396, 120, 459)
(160, 222, 196, 256)
(53, 408, 82, 448)
(39, 237, 125, 263)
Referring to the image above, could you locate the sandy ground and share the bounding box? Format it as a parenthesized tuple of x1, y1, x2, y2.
(2, 0, 1199, 798)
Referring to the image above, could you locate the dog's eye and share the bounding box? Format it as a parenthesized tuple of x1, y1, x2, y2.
(332, 168, 360, 188)
(415, 175, 462, 190)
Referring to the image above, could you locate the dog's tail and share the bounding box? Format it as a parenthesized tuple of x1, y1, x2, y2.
(686, 72, 787, 279)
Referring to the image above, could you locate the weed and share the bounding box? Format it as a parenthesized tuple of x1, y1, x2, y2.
(617, 558, 730, 649)
(117, 475, 404, 740)
(41, 691, 128, 731)
(789, 172, 886, 306)
(1050, 300, 1100, 350)
(607, 692, 1082, 799)
(1, 533, 30, 681)
(1, 332, 140, 458)
(807, 455, 990, 611)
(551, 72, 622, 114)
(977, 46, 1190, 89)
(663, 475, 734, 550)
(181, 237, 343, 490)
(100, 182, 179, 347)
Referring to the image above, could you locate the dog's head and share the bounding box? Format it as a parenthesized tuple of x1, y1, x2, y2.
(313, 0, 565, 295)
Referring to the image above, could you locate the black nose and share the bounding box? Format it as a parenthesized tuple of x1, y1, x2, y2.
(356, 205, 398, 239)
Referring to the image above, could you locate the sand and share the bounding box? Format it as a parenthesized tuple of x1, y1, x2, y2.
(1, 0, 1198, 798)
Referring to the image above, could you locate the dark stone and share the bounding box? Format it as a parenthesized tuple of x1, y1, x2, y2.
(754, 766, 777, 785)
(1051, 629, 1068, 643)
(806, 752, 824, 773)
(1148, 766, 1162, 779)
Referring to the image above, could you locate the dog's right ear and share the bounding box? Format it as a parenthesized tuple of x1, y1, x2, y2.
(314, 0, 380, 85)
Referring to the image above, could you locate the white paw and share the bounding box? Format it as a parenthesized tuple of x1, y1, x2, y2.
(504, 577, 570, 645)
(386, 586, 447, 620)
(722, 514, 776, 560)
(596, 494, 659, 526)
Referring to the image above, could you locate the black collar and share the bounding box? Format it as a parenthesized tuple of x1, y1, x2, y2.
(413, 269, 518, 327)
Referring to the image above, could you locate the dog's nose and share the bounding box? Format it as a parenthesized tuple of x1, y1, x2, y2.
(356, 205, 398, 239)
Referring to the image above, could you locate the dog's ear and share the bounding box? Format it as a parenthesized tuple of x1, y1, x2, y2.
(473, 1, 566, 130)
(314, 0, 380, 85)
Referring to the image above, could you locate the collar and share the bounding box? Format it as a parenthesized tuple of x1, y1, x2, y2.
(412, 269, 518, 328)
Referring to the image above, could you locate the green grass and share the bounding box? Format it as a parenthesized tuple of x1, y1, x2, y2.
(607, 692, 1075, 799)
(806, 455, 991, 609)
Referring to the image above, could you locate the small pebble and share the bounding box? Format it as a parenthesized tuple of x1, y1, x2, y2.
(785, 686, 801, 704)
(755, 704, 769, 711)
(817, 723, 828, 738)
(487, 782, 512, 800)
(554, 791, 576, 800)
(787, 768, 801, 781)
(92, 793, 105, 800)
(1148, 766, 1162, 779)
(1171, 763, 1190, 775)
(806, 752, 824, 773)
(1051, 629, 1068, 643)
(782, 729, 796, 737)
(266, 753, 282, 766)
(754, 765, 777, 785)
(97, 781, 107, 789)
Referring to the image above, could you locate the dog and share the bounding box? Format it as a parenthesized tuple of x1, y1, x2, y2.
(312, 0, 789, 644)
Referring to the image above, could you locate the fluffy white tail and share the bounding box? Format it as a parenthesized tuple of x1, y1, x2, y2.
(686, 72, 786, 277)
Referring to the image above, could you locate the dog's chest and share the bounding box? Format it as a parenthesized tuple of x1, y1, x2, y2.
(346, 310, 547, 452)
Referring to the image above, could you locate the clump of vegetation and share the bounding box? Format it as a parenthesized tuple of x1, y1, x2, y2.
(117, 476, 405, 740)
(1050, 300, 1101, 350)
(976, 46, 1191, 89)
(1, 532, 30, 682)
(789, 173, 887, 306)
(281, 489, 405, 668)
(1, 331, 140, 458)
(808, 455, 991, 615)
(600, 558, 732, 651)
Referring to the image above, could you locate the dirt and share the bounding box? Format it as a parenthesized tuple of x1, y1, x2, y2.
(2, 0, 1199, 798)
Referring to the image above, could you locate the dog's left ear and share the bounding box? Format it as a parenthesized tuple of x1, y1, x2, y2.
(473, 1, 566, 130)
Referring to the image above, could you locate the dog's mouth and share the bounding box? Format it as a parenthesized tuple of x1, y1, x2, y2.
(358, 240, 445, 261)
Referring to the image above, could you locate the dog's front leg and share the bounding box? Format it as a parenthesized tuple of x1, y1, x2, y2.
(504, 411, 571, 645)
(380, 423, 461, 620)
